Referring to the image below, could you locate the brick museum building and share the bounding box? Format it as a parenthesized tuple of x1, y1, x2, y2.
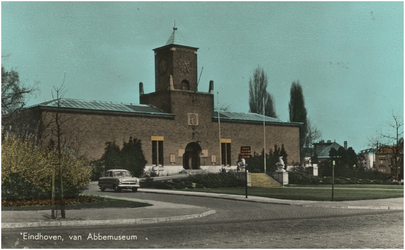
(7, 28, 302, 175)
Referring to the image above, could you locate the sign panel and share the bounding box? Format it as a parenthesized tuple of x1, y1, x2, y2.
(240, 146, 251, 159)
(151, 136, 164, 141)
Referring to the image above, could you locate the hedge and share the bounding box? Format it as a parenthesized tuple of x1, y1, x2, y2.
(141, 172, 245, 189)
(288, 172, 390, 185)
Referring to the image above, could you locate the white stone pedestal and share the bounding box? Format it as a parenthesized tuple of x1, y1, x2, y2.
(274, 170, 289, 186)
(312, 164, 318, 176)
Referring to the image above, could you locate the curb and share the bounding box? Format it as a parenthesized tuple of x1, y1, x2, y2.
(140, 189, 404, 210)
(1, 209, 216, 229)
(298, 205, 403, 210)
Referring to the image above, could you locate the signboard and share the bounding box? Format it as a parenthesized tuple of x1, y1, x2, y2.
(240, 146, 251, 159)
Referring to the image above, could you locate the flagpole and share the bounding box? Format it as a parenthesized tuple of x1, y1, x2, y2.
(263, 98, 266, 173)
(217, 92, 221, 167)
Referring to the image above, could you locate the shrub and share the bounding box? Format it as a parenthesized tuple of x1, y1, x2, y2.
(94, 137, 147, 179)
(188, 173, 244, 188)
(288, 171, 391, 185)
(141, 173, 245, 189)
(1, 174, 49, 200)
(288, 172, 318, 185)
(2, 132, 92, 200)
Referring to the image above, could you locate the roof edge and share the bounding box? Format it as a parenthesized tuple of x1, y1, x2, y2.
(212, 117, 302, 127)
(153, 44, 199, 51)
(33, 106, 175, 119)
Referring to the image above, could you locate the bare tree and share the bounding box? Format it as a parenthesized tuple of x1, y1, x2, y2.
(383, 111, 404, 147)
(304, 118, 322, 148)
(45, 74, 68, 219)
(368, 110, 404, 180)
(1, 64, 38, 115)
(369, 110, 404, 147)
(2, 63, 39, 138)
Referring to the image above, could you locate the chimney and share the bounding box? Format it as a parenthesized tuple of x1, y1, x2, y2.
(139, 82, 144, 96)
(344, 141, 348, 150)
(209, 80, 214, 94)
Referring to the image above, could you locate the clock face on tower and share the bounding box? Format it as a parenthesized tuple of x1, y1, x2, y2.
(178, 54, 192, 75)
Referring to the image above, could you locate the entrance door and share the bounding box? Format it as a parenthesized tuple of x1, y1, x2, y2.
(183, 142, 202, 169)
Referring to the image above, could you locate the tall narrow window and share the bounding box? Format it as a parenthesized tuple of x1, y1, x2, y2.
(151, 136, 164, 165)
(221, 139, 231, 166)
(158, 141, 164, 165)
(152, 141, 157, 165)
(221, 143, 226, 165)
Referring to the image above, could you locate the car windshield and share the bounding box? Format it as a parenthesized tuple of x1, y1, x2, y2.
(112, 171, 132, 177)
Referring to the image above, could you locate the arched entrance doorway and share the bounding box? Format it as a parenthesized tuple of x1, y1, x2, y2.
(183, 142, 201, 169)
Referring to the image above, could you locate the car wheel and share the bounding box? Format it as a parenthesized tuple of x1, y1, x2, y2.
(132, 187, 138, 192)
(100, 186, 106, 192)
(113, 184, 121, 192)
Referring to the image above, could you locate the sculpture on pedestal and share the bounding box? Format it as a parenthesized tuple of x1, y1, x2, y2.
(237, 155, 246, 171)
(276, 156, 286, 172)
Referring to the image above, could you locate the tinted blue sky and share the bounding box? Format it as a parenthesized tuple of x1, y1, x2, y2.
(2, 1, 403, 151)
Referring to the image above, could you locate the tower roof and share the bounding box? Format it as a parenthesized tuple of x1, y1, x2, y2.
(154, 26, 198, 51)
(166, 26, 184, 45)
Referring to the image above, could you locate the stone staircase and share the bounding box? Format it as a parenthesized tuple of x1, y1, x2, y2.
(250, 173, 282, 188)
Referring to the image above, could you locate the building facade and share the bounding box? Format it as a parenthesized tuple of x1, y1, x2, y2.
(374, 146, 403, 180)
(10, 28, 302, 176)
(311, 140, 348, 164)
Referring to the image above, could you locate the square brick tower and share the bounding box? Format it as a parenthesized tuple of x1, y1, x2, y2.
(140, 27, 214, 119)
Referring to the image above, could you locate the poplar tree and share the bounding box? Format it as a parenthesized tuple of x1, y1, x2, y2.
(288, 81, 307, 159)
(249, 66, 277, 118)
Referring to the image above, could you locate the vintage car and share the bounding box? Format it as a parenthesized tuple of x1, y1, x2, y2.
(98, 169, 140, 192)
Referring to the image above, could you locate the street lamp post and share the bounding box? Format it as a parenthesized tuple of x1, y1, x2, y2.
(332, 160, 335, 201)
(263, 98, 266, 173)
(245, 164, 248, 198)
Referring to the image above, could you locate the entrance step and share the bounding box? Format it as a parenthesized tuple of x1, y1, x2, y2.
(182, 169, 208, 175)
(250, 173, 282, 188)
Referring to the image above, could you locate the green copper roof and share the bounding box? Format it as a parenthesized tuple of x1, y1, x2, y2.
(213, 111, 299, 125)
(28, 99, 300, 125)
(30, 98, 172, 116)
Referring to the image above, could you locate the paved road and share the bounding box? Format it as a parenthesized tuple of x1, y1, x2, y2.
(85, 188, 402, 223)
(2, 188, 403, 248)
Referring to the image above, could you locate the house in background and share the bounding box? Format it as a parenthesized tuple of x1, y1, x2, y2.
(374, 146, 403, 181)
(312, 140, 348, 164)
(357, 148, 376, 171)
(302, 140, 348, 176)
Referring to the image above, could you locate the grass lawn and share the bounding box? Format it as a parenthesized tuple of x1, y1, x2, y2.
(190, 184, 404, 201)
(1, 195, 152, 211)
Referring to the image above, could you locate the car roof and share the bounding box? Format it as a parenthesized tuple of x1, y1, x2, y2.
(106, 169, 129, 172)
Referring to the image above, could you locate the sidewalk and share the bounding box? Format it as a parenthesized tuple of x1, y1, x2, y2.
(1, 196, 215, 229)
(2, 188, 403, 229)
